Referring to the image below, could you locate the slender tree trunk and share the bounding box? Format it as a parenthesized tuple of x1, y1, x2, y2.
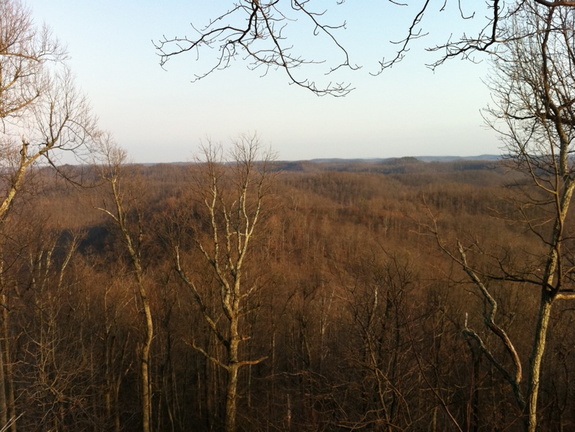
(114, 371, 122, 432)
(0, 265, 15, 432)
(225, 317, 241, 432)
(525, 294, 553, 432)
(0, 335, 7, 428)
(3, 303, 15, 432)
(225, 363, 240, 432)
(0, 283, 7, 430)
(140, 293, 153, 432)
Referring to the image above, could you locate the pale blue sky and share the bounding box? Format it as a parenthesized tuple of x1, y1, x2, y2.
(26, 1, 500, 162)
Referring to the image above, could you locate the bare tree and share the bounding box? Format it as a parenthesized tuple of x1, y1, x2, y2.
(156, 1, 575, 96)
(0, 2, 99, 429)
(96, 138, 154, 432)
(431, 3, 575, 431)
(0, 0, 99, 222)
(174, 134, 273, 432)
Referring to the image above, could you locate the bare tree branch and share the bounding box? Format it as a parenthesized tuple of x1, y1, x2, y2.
(156, 1, 575, 95)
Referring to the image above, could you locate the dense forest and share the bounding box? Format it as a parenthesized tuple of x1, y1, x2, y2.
(0, 154, 573, 431)
(4, 0, 575, 430)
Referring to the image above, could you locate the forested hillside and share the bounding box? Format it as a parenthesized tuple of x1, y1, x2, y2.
(1, 156, 572, 431)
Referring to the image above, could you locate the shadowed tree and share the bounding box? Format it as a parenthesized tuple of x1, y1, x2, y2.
(431, 3, 575, 431)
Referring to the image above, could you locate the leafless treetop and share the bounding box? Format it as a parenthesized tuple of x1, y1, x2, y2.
(155, 0, 575, 96)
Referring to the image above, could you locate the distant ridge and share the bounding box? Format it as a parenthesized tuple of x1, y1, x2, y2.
(415, 154, 501, 162)
(134, 155, 503, 166)
(309, 155, 501, 164)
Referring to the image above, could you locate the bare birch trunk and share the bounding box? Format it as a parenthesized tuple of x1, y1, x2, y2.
(526, 295, 553, 432)
(225, 362, 240, 432)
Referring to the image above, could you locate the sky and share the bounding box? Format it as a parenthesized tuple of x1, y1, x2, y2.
(26, 1, 502, 163)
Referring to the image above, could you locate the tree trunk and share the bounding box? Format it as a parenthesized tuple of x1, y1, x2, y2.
(526, 294, 553, 432)
(225, 363, 240, 432)
(3, 303, 15, 432)
(0, 334, 7, 428)
(225, 318, 241, 432)
(141, 296, 154, 432)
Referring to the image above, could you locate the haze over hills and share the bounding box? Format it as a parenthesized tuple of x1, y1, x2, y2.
(309, 154, 501, 163)
(269, 154, 502, 173)
(142, 154, 502, 169)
